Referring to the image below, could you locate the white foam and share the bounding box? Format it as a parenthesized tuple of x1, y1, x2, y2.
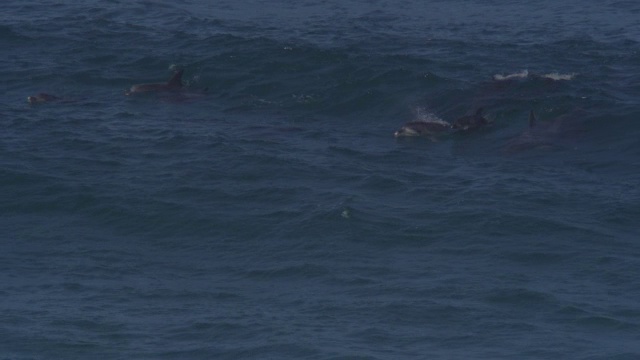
(493, 70, 529, 81)
(540, 72, 577, 81)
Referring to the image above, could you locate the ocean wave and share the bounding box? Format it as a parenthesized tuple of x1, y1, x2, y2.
(0, 25, 30, 41)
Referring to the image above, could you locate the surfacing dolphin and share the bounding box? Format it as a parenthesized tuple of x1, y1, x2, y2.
(452, 108, 490, 131)
(125, 69, 184, 96)
(27, 93, 62, 104)
(505, 109, 585, 153)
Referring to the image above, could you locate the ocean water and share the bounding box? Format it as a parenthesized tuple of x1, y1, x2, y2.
(2, 0, 640, 358)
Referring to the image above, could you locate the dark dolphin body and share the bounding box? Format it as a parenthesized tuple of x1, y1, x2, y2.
(394, 120, 452, 141)
(452, 108, 489, 131)
(125, 69, 184, 95)
(27, 93, 62, 104)
(505, 109, 585, 153)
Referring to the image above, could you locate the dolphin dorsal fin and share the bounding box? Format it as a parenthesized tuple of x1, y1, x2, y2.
(528, 110, 536, 128)
(167, 69, 184, 87)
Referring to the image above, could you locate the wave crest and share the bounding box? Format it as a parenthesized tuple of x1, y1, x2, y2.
(493, 70, 529, 81)
(493, 70, 576, 81)
(540, 72, 577, 81)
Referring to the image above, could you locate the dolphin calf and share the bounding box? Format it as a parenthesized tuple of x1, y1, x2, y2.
(125, 69, 184, 95)
(452, 108, 489, 131)
(394, 119, 452, 140)
(27, 93, 61, 104)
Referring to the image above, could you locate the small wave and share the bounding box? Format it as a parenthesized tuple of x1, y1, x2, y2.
(493, 70, 529, 81)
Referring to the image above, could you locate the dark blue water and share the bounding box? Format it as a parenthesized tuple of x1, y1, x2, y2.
(2, 0, 640, 358)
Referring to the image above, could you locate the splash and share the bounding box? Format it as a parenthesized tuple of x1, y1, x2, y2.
(413, 106, 448, 125)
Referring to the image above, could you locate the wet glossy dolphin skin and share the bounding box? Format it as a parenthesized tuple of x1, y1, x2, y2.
(125, 69, 184, 95)
(27, 93, 62, 104)
(452, 108, 490, 131)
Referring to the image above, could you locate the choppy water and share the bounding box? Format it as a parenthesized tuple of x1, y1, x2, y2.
(2, 0, 640, 359)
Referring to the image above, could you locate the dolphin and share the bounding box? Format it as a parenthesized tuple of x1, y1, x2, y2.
(452, 108, 489, 131)
(505, 109, 585, 153)
(27, 93, 61, 104)
(394, 120, 452, 140)
(125, 69, 184, 95)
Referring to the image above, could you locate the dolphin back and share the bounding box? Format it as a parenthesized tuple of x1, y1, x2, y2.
(167, 69, 184, 87)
